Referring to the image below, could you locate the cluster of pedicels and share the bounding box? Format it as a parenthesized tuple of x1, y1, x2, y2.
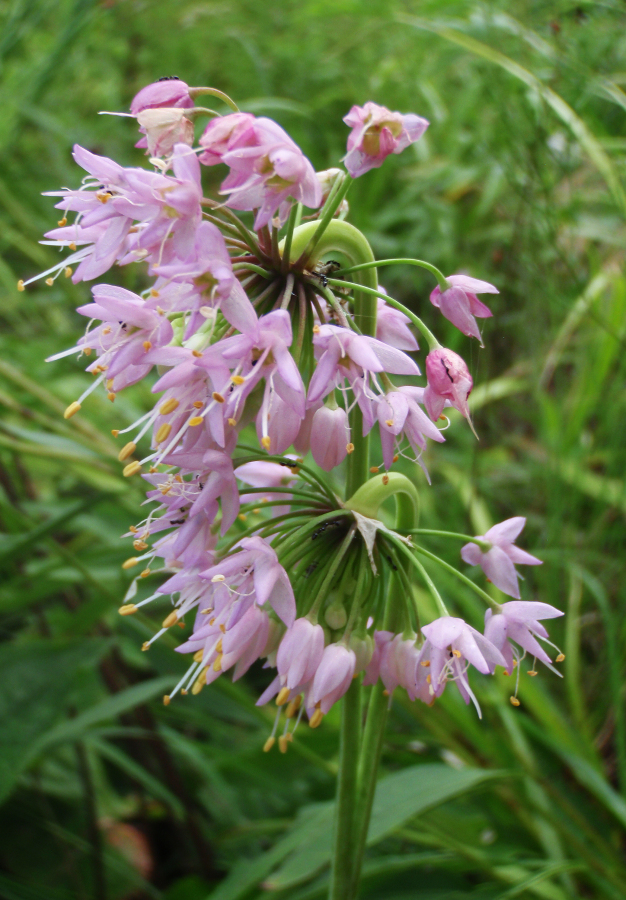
(25, 78, 564, 752)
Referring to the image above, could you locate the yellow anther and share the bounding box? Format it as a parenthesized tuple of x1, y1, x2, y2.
(278, 735, 289, 754)
(150, 289, 160, 297)
(133, 539, 148, 551)
(107, 392, 116, 402)
(452, 649, 462, 658)
(58, 216, 67, 226)
(215, 638, 223, 653)
(17, 279, 25, 291)
(118, 604, 138, 616)
(212, 654, 222, 672)
(156, 423, 172, 443)
(64, 401, 81, 419)
(160, 398, 179, 415)
(111, 429, 120, 437)
(122, 557, 139, 570)
(211, 574, 225, 583)
(162, 611, 179, 628)
(556, 653, 565, 663)
(346, 442, 355, 454)
(286, 696, 302, 718)
(163, 695, 171, 706)
(106, 377, 114, 388)
(149, 466, 158, 473)
(238, 513, 247, 522)
(228, 417, 237, 426)
(123, 461, 142, 477)
(142, 340, 152, 352)
(382, 474, 389, 485)
(181, 689, 188, 695)
(370, 466, 379, 474)
(96, 191, 110, 203)
(178, 621, 185, 628)
(83, 348, 93, 357)
(141, 641, 150, 652)
(140, 568, 151, 578)
(45, 277, 54, 286)
(426, 675, 431, 684)
(528, 670, 538, 677)
(219, 623, 226, 634)
(312, 324, 320, 333)
(192, 349, 203, 357)
(252, 508, 261, 515)
(175, 474, 183, 482)
(69, 242, 77, 251)
(261, 436, 271, 450)
(276, 687, 290, 706)
(192, 400, 203, 409)
(64, 267, 73, 278)
(510, 696, 521, 707)
(263, 736, 276, 752)
(231, 375, 245, 385)
(420, 660, 430, 667)
(189, 416, 203, 427)
(129, 525, 138, 533)
(118, 442, 136, 462)
(392, 454, 399, 463)
(212, 391, 225, 403)
(385, 419, 393, 427)
(193, 649, 204, 663)
(309, 708, 323, 728)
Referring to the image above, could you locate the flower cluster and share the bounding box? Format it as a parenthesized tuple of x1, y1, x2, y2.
(28, 81, 562, 750)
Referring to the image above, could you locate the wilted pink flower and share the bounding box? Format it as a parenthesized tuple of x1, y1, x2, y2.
(136, 108, 194, 157)
(484, 601, 563, 674)
(430, 275, 497, 343)
(310, 406, 350, 471)
(308, 644, 356, 715)
(423, 348, 473, 423)
(461, 518, 542, 599)
(277, 618, 325, 690)
(343, 102, 429, 177)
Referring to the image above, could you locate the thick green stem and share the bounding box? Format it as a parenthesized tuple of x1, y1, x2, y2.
(335, 257, 448, 292)
(329, 678, 361, 900)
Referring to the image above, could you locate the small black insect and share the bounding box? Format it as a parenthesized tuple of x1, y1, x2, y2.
(305, 561, 319, 577)
(313, 260, 342, 289)
(158, 75, 181, 81)
(171, 518, 185, 525)
(386, 554, 398, 572)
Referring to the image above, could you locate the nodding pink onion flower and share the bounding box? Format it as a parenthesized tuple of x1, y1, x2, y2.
(130, 77, 194, 115)
(276, 618, 325, 691)
(424, 348, 473, 423)
(343, 101, 429, 177)
(484, 601, 564, 674)
(430, 275, 497, 343)
(461, 518, 542, 599)
(310, 406, 350, 471)
(376, 297, 418, 351)
(308, 644, 356, 715)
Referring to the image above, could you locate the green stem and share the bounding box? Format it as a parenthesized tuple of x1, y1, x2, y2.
(326, 278, 441, 350)
(188, 86, 240, 111)
(407, 528, 492, 551)
(297, 174, 352, 266)
(281, 204, 300, 273)
(412, 543, 499, 608)
(334, 257, 448, 292)
(231, 263, 272, 279)
(329, 678, 361, 900)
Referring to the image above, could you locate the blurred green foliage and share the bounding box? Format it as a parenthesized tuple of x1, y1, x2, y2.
(1, 0, 625, 897)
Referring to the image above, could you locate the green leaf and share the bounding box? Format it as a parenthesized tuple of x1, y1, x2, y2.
(0, 639, 108, 804)
(264, 765, 504, 891)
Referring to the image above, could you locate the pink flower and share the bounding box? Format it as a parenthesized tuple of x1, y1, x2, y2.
(276, 618, 325, 690)
(430, 275, 497, 343)
(136, 108, 194, 157)
(343, 102, 429, 177)
(376, 387, 445, 473)
(221, 605, 270, 680)
(423, 348, 473, 423)
(310, 406, 350, 471)
(220, 117, 322, 229)
(461, 518, 542, 599)
(198, 112, 257, 166)
(484, 601, 563, 674)
(308, 644, 356, 714)
(376, 298, 418, 351)
(130, 78, 194, 115)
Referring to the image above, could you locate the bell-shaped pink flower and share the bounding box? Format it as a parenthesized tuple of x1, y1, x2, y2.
(484, 601, 563, 673)
(221, 605, 270, 680)
(424, 348, 473, 423)
(198, 112, 257, 166)
(430, 275, 497, 343)
(310, 406, 349, 471)
(308, 644, 356, 714)
(422, 616, 506, 676)
(376, 387, 445, 473)
(376, 298, 418, 351)
(343, 102, 429, 177)
(461, 518, 542, 599)
(276, 618, 325, 690)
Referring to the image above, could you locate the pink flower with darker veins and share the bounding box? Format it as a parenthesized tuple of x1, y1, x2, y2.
(343, 102, 429, 177)
(430, 275, 498, 343)
(484, 601, 564, 674)
(461, 518, 542, 599)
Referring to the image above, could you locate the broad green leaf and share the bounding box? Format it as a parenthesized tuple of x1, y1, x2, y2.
(265, 765, 504, 890)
